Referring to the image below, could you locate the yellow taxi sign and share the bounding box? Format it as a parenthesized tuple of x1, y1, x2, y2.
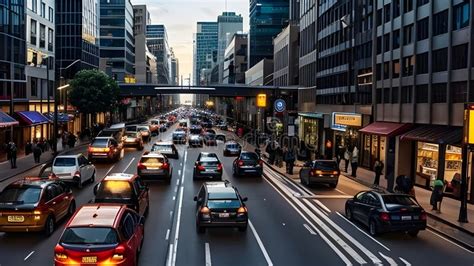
(257, 94, 267, 108)
(464, 104, 474, 145)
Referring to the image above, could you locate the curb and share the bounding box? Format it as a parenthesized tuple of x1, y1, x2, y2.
(0, 142, 90, 183)
(426, 212, 474, 237)
(426, 224, 474, 252)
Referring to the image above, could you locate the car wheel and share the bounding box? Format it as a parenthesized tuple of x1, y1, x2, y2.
(329, 183, 338, 188)
(44, 216, 55, 236)
(369, 219, 378, 236)
(408, 230, 419, 237)
(67, 201, 76, 217)
(345, 206, 353, 221)
(238, 225, 248, 232)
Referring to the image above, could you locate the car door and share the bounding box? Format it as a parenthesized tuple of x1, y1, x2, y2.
(84, 156, 95, 178)
(133, 178, 148, 216)
(120, 211, 139, 259)
(77, 156, 88, 183)
(195, 187, 206, 212)
(359, 193, 380, 226)
(45, 184, 67, 220)
(351, 192, 366, 222)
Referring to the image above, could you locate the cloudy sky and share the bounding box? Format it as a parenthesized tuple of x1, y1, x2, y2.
(137, 0, 249, 84)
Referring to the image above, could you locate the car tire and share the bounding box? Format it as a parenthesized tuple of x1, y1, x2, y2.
(345, 206, 353, 221)
(408, 230, 419, 237)
(197, 224, 205, 234)
(238, 225, 248, 232)
(44, 216, 55, 237)
(329, 183, 338, 189)
(67, 201, 76, 217)
(369, 219, 378, 236)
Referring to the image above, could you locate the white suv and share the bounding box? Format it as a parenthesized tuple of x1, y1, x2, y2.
(52, 154, 96, 188)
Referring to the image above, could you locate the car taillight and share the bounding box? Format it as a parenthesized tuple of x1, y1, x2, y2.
(162, 162, 169, 170)
(380, 212, 390, 222)
(54, 244, 68, 261)
(74, 171, 81, 177)
(112, 244, 126, 261)
(258, 160, 263, 166)
(48, 172, 57, 179)
(200, 206, 211, 219)
(197, 164, 205, 171)
(420, 212, 427, 221)
(217, 163, 223, 171)
(238, 160, 244, 166)
(104, 147, 110, 153)
(88, 146, 93, 153)
(137, 162, 146, 170)
(332, 171, 339, 175)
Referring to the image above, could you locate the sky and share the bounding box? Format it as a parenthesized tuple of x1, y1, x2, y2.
(137, 0, 250, 84)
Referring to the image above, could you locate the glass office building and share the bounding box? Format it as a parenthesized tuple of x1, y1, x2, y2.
(193, 22, 218, 85)
(147, 24, 170, 84)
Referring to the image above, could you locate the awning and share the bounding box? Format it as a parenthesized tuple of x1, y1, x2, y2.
(359, 122, 412, 137)
(400, 125, 462, 144)
(298, 112, 324, 119)
(16, 111, 50, 126)
(43, 112, 71, 123)
(0, 112, 19, 128)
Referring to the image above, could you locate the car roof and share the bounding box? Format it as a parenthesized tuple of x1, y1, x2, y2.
(103, 173, 136, 181)
(154, 141, 173, 145)
(205, 183, 238, 198)
(68, 204, 124, 228)
(94, 137, 111, 140)
(55, 154, 81, 159)
(9, 177, 56, 189)
(142, 152, 166, 158)
(125, 131, 138, 134)
(109, 123, 125, 129)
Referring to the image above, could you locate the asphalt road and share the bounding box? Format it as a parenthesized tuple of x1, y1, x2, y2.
(0, 123, 472, 266)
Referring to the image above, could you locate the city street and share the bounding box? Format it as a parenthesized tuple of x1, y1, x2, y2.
(0, 123, 472, 266)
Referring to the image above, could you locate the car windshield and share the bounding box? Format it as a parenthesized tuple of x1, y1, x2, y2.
(54, 157, 76, 167)
(150, 120, 159, 125)
(240, 153, 258, 160)
(226, 144, 240, 149)
(152, 144, 172, 152)
(61, 227, 119, 245)
(91, 139, 109, 147)
(97, 130, 116, 137)
(138, 127, 148, 131)
(0, 187, 42, 204)
(382, 195, 418, 207)
(207, 199, 241, 209)
(96, 181, 133, 200)
(313, 161, 338, 171)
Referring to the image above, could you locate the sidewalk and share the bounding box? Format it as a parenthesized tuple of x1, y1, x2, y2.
(0, 139, 90, 183)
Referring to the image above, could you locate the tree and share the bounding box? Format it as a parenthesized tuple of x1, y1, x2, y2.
(68, 69, 120, 123)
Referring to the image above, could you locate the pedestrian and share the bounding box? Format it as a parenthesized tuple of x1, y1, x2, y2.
(33, 142, 42, 163)
(68, 133, 76, 148)
(343, 147, 351, 172)
(430, 179, 445, 212)
(351, 146, 359, 177)
(266, 141, 275, 165)
(25, 140, 32, 155)
(61, 132, 68, 149)
(373, 160, 384, 187)
(298, 140, 308, 161)
(275, 143, 283, 168)
(8, 141, 17, 169)
(284, 146, 296, 175)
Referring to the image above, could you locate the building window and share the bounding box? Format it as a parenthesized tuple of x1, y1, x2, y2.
(393, 0, 400, 18)
(30, 19, 37, 45)
(392, 59, 400, 78)
(393, 30, 400, 49)
(432, 48, 448, 72)
(404, 0, 413, 13)
(39, 24, 45, 48)
(40, 1, 46, 18)
(376, 9, 383, 26)
(384, 4, 391, 23)
(392, 87, 399, 103)
(48, 29, 53, 52)
(376, 36, 382, 54)
(30, 77, 38, 97)
(383, 62, 390, 79)
(401, 86, 412, 103)
(416, 52, 428, 74)
(417, 18, 429, 41)
(431, 83, 447, 103)
(383, 33, 390, 52)
(402, 55, 414, 76)
(416, 85, 429, 103)
(376, 88, 382, 103)
(451, 82, 467, 103)
(383, 87, 390, 103)
(403, 24, 413, 45)
(433, 10, 448, 36)
(48, 7, 54, 23)
(417, 0, 429, 7)
(453, 1, 470, 30)
(31, 0, 37, 13)
(376, 63, 382, 80)
(452, 44, 468, 69)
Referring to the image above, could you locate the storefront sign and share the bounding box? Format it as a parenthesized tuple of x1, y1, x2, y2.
(256, 94, 267, 107)
(333, 112, 362, 127)
(274, 99, 286, 113)
(464, 103, 474, 145)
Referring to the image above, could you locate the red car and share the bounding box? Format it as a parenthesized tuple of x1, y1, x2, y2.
(54, 204, 144, 266)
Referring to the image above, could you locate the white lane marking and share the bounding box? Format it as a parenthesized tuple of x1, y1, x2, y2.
(263, 178, 352, 266)
(301, 198, 382, 265)
(313, 199, 332, 214)
(303, 224, 317, 235)
(379, 252, 397, 266)
(176, 179, 180, 186)
(301, 195, 353, 199)
(170, 211, 173, 217)
(205, 243, 212, 266)
(336, 212, 391, 252)
(166, 244, 174, 266)
(24, 251, 35, 261)
(165, 229, 170, 240)
(174, 186, 178, 193)
(178, 170, 181, 176)
(123, 157, 135, 172)
(170, 150, 187, 266)
(336, 188, 348, 195)
(248, 220, 273, 266)
(173, 196, 176, 201)
(104, 165, 115, 178)
(427, 228, 474, 254)
(399, 257, 411, 266)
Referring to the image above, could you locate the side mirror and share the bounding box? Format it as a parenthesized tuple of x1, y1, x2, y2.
(242, 197, 248, 202)
(139, 216, 145, 225)
(193, 196, 198, 201)
(93, 183, 99, 196)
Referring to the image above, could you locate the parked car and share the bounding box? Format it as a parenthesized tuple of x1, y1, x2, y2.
(345, 191, 427, 237)
(52, 154, 96, 188)
(194, 181, 248, 233)
(299, 160, 340, 188)
(124, 131, 144, 150)
(138, 125, 151, 142)
(88, 137, 122, 162)
(193, 152, 223, 180)
(232, 151, 263, 177)
(151, 142, 179, 159)
(223, 141, 241, 156)
(54, 204, 144, 266)
(0, 177, 75, 236)
(138, 152, 172, 182)
(93, 173, 149, 217)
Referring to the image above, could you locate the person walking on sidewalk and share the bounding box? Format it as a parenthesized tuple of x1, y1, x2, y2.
(8, 141, 17, 169)
(275, 143, 283, 168)
(68, 133, 77, 148)
(266, 142, 275, 164)
(33, 142, 42, 163)
(284, 146, 296, 175)
(430, 179, 446, 212)
(373, 160, 384, 187)
(343, 148, 351, 172)
(351, 146, 359, 177)
(61, 132, 68, 150)
(25, 140, 32, 155)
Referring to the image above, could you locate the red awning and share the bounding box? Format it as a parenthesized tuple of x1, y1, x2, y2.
(400, 125, 462, 145)
(359, 122, 412, 137)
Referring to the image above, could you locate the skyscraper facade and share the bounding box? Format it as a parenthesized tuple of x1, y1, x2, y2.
(133, 5, 156, 84)
(217, 12, 243, 83)
(147, 24, 170, 84)
(193, 22, 218, 85)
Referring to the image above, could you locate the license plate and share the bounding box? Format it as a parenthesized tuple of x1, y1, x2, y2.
(82, 256, 97, 263)
(401, 215, 412, 221)
(7, 215, 24, 223)
(218, 213, 230, 218)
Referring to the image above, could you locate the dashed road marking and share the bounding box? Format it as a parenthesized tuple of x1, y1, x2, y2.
(165, 229, 170, 240)
(303, 224, 317, 235)
(24, 251, 35, 261)
(379, 252, 397, 266)
(249, 220, 273, 266)
(205, 243, 212, 266)
(122, 157, 135, 172)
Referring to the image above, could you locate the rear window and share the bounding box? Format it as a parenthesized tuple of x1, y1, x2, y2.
(382, 195, 418, 207)
(141, 157, 164, 164)
(150, 120, 159, 125)
(91, 139, 109, 147)
(0, 187, 42, 204)
(96, 181, 133, 199)
(138, 127, 149, 131)
(313, 161, 338, 171)
(152, 144, 173, 152)
(207, 199, 241, 209)
(226, 144, 240, 149)
(97, 130, 117, 137)
(126, 126, 137, 131)
(54, 157, 76, 167)
(204, 134, 216, 140)
(190, 128, 201, 134)
(61, 227, 118, 245)
(240, 153, 258, 160)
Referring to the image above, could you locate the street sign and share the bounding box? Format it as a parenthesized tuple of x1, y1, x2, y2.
(464, 103, 474, 145)
(257, 94, 267, 107)
(274, 99, 286, 113)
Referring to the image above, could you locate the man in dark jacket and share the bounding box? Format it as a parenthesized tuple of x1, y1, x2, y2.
(8, 141, 17, 168)
(284, 147, 296, 174)
(373, 160, 384, 187)
(33, 142, 42, 163)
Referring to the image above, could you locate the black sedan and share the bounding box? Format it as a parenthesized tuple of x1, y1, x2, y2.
(223, 141, 241, 156)
(345, 191, 427, 237)
(232, 151, 263, 177)
(193, 152, 223, 180)
(299, 160, 340, 188)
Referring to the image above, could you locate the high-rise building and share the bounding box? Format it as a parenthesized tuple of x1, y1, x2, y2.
(99, 0, 135, 83)
(273, 24, 299, 86)
(289, 0, 300, 23)
(170, 50, 179, 86)
(248, 0, 289, 69)
(133, 5, 151, 36)
(223, 33, 248, 84)
(193, 22, 218, 85)
(147, 25, 170, 84)
(217, 12, 243, 83)
(133, 5, 156, 84)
